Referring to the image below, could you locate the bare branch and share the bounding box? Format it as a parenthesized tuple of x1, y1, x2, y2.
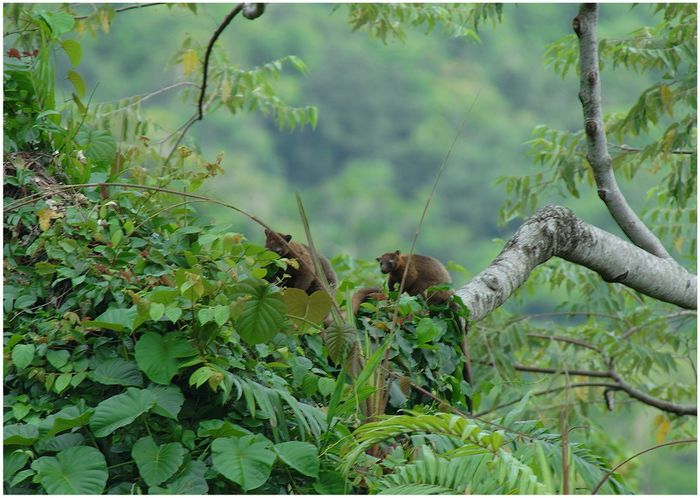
(527, 333, 601, 353)
(610, 143, 695, 156)
(455, 205, 697, 321)
(512, 363, 611, 378)
(608, 368, 696, 416)
(574, 4, 673, 260)
(73, 3, 167, 21)
(591, 438, 697, 494)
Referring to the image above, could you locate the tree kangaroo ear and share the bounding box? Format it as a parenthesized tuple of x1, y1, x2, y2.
(284, 234, 292, 242)
(264, 228, 271, 236)
(375, 257, 381, 262)
(394, 250, 400, 255)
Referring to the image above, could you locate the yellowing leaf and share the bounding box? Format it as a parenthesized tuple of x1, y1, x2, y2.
(653, 414, 670, 443)
(182, 49, 198, 76)
(220, 77, 232, 102)
(674, 236, 684, 253)
(659, 84, 673, 117)
(37, 208, 64, 231)
(99, 9, 111, 33)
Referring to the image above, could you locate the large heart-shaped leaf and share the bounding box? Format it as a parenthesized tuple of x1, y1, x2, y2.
(282, 288, 333, 329)
(132, 436, 185, 487)
(89, 388, 156, 437)
(31, 446, 107, 494)
(40, 405, 93, 437)
(135, 332, 197, 384)
(149, 460, 208, 495)
(3, 423, 39, 445)
(91, 358, 143, 387)
(147, 384, 184, 420)
(236, 283, 286, 345)
(75, 128, 116, 169)
(325, 323, 357, 365)
(11, 344, 35, 370)
(211, 435, 276, 491)
(274, 441, 319, 477)
(87, 306, 137, 332)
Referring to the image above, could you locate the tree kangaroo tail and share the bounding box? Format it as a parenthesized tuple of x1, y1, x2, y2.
(351, 286, 383, 316)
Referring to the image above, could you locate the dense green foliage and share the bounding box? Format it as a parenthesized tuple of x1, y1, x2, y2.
(3, 3, 696, 495)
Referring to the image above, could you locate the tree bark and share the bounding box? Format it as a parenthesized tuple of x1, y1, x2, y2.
(574, 4, 673, 260)
(455, 205, 697, 322)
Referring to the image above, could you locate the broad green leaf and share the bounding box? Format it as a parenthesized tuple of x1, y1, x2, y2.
(325, 323, 356, 364)
(53, 373, 72, 393)
(132, 436, 185, 487)
(3, 423, 39, 445)
(415, 317, 441, 344)
(12, 403, 30, 421)
(88, 306, 136, 332)
(12, 344, 35, 370)
(211, 435, 276, 491)
(149, 460, 208, 494)
(11, 469, 36, 487)
(75, 128, 117, 169)
(146, 384, 184, 420)
(274, 441, 319, 477)
(213, 304, 230, 326)
(4, 450, 29, 481)
(61, 39, 82, 66)
(236, 283, 285, 345)
(91, 358, 143, 387)
(31, 446, 107, 494)
(39, 11, 75, 36)
(135, 332, 197, 384)
(165, 305, 183, 323)
(41, 406, 93, 437)
(46, 349, 70, 369)
(313, 471, 347, 494)
(35, 433, 85, 453)
(197, 419, 249, 439)
(89, 387, 156, 437)
(67, 70, 86, 98)
(149, 302, 165, 321)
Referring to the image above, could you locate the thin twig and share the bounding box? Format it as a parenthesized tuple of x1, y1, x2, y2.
(591, 438, 697, 494)
(610, 143, 695, 156)
(73, 3, 167, 20)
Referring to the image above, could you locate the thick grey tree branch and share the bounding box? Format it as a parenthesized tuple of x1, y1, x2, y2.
(455, 205, 697, 322)
(574, 4, 673, 260)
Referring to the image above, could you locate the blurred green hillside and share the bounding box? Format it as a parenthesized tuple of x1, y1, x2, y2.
(60, 3, 661, 282)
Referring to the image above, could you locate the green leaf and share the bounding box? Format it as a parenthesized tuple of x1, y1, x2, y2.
(211, 435, 276, 491)
(89, 387, 156, 437)
(42, 406, 93, 437)
(132, 436, 186, 487)
(415, 317, 442, 344)
(88, 306, 136, 332)
(213, 304, 230, 326)
(149, 302, 165, 321)
(75, 128, 117, 169)
(12, 344, 35, 370)
(147, 384, 184, 420)
(3, 423, 39, 446)
(31, 446, 107, 494)
(61, 39, 82, 66)
(4, 450, 29, 481)
(313, 471, 347, 494)
(35, 433, 85, 453)
(325, 323, 356, 364)
(149, 460, 208, 494)
(164, 305, 183, 323)
(236, 283, 286, 345)
(197, 419, 250, 439)
(135, 332, 197, 385)
(46, 349, 70, 369)
(53, 373, 72, 393)
(67, 69, 86, 98)
(39, 11, 75, 37)
(91, 358, 144, 387)
(274, 441, 319, 477)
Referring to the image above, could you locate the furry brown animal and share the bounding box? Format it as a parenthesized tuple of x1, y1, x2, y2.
(376, 250, 452, 304)
(264, 229, 337, 294)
